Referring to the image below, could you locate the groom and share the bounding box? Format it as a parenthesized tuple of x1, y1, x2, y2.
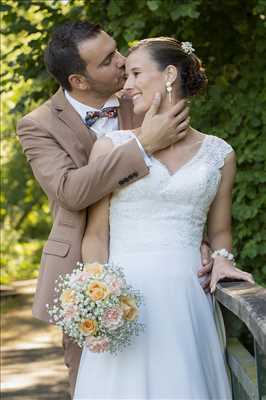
(17, 20, 212, 396)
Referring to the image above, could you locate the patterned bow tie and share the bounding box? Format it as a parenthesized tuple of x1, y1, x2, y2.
(85, 106, 118, 127)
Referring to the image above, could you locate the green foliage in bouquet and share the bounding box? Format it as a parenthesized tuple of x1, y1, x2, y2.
(1, 0, 265, 284)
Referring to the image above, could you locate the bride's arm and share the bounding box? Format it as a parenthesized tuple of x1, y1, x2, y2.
(81, 138, 114, 264)
(207, 151, 254, 292)
(82, 196, 110, 264)
(208, 152, 236, 253)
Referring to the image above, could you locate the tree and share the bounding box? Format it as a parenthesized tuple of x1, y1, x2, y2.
(1, 0, 266, 284)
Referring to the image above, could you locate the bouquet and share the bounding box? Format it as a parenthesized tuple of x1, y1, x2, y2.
(47, 261, 145, 354)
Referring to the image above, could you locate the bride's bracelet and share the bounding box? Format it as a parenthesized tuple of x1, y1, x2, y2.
(211, 248, 236, 267)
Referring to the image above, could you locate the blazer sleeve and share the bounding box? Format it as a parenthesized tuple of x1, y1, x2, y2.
(17, 116, 149, 211)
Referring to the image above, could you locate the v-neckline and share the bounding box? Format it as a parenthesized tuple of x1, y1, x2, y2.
(151, 135, 208, 177)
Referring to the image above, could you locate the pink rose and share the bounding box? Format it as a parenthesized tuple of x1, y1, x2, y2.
(105, 273, 125, 295)
(86, 336, 110, 353)
(63, 304, 78, 321)
(69, 271, 90, 286)
(108, 277, 124, 295)
(101, 307, 124, 331)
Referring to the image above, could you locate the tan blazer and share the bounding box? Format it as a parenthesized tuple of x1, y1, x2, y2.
(17, 88, 149, 322)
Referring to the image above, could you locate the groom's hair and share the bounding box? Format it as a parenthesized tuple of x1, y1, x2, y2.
(44, 21, 101, 91)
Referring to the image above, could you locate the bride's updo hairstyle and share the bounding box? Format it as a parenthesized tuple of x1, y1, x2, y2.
(129, 37, 207, 97)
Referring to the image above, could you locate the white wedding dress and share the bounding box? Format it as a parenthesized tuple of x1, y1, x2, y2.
(74, 134, 232, 399)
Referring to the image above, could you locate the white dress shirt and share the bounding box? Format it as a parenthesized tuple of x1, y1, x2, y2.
(65, 91, 151, 167)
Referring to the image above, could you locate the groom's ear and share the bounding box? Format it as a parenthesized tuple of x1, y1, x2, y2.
(68, 74, 90, 91)
(164, 65, 178, 86)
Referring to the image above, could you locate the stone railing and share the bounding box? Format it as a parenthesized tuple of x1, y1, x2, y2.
(215, 281, 266, 400)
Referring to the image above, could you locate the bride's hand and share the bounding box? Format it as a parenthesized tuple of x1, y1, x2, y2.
(210, 256, 255, 294)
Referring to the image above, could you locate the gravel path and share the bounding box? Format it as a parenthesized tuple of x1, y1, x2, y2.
(1, 280, 70, 399)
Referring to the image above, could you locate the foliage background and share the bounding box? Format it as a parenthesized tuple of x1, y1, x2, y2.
(1, 0, 266, 285)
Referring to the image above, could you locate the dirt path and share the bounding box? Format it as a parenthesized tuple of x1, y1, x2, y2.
(1, 280, 70, 399)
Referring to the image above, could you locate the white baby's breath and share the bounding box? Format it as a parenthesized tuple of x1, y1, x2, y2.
(48, 261, 145, 354)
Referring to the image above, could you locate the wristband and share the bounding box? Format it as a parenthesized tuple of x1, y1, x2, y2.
(211, 248, 236, 267)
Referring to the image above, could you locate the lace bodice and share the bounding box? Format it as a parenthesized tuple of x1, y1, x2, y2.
(107, 133, 233, 257)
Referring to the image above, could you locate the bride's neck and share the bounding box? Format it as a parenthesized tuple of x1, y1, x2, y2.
(158, 93, 184, 114)
(157, 93, 194, 148)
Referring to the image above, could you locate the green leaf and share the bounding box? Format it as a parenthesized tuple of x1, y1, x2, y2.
(147, 0, 161, 11)
(0, 3, 12, 12)
(170, 2, 200, 20)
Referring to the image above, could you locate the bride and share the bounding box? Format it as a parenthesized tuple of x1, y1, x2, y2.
(74, 37, 253, 399)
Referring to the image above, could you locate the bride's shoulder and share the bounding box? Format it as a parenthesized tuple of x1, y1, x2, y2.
(199, 132, 235, 168)
(90, 136, 114, 160)
(91, 130, 136, 159)
(201, 133, 234, 152)
(105, 130, 136, 146)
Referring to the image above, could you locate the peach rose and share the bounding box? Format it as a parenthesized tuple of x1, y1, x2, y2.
(120, 296, 138, 321)
(84, 262, 104, 277)
(86, 280, 109, 302)
(79, 319, 97, 336)
(60, 289, 76, 305)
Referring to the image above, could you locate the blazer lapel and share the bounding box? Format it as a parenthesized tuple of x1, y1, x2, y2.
(51, 88, 96, 166)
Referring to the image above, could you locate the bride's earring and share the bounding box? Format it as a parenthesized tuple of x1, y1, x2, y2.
(166, 82, 173, 104)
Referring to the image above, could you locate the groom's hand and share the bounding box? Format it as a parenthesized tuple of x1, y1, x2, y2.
(137, 93, 190, 155)
(198, 242, 213, 293)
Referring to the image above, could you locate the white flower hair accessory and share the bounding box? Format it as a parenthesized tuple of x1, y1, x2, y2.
(181, 41, 195, 55)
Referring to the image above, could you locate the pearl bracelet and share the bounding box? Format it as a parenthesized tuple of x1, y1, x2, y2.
(211, 248, 236, 266)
